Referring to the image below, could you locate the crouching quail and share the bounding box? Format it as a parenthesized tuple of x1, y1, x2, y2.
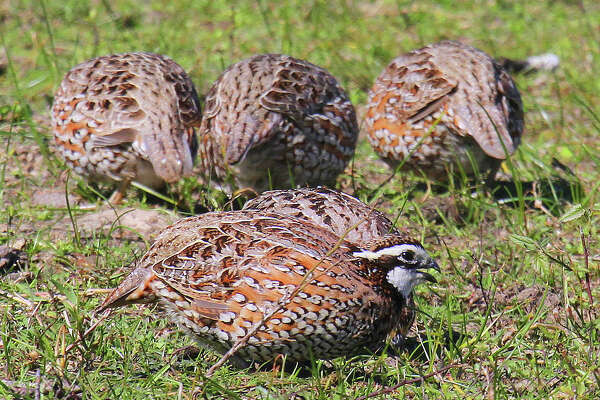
(243, 187, 397, 246)
(366, 40, 524, 183)
(52, 52, 201, 204)
(197, 53, 359, 193)
(100, 211, 439, 366)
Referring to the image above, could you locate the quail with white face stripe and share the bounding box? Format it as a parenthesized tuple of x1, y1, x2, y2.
(100, 210, 439, 366)
(354, 243, 438, 298)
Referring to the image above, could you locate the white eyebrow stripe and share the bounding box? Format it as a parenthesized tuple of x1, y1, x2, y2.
(353, 244, 419, 260)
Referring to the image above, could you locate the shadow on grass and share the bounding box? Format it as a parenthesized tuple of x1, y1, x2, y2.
(166, 327, 467, 382)
(488, 158, 584, 215)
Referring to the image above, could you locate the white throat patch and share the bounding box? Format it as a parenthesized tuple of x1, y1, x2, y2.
(386, 267, 423, 298)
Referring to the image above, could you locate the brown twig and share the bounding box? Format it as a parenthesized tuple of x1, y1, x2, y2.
(354, 363, 463, 400)
(35, 369, 41, 400)
(0, 288, 113, 309)
(0, 288, 34, 308)
(580, 229, 593, 307)
(64, 310, 112, 354)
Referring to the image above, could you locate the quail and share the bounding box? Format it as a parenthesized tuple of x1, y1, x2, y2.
(52, 52, 201, 203)
(365, 40, 524, 182)
(243, 187, 397, 246)
(197, 53, 359, 193)
(100, 211, 439, 366)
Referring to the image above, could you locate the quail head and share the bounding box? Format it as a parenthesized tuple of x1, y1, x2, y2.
(100, 211, 439, 367)
(52, 52, 201, 203)
(243, 187, 397, 246)
(366, 40, 524, 183)
(197, 53, 359, 193)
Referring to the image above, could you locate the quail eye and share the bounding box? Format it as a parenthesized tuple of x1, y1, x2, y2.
(401, 251, 415, 262)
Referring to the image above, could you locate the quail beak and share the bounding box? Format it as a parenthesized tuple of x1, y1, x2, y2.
(417, 259, 440, 283)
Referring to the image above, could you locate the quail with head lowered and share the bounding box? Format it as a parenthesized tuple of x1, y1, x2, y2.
(52, 52, 201, 204)
(100, 210, 439, 367)
(243, 187, 397, 246)
(197, 53, 359, 193)
(366, 40, 524, 183)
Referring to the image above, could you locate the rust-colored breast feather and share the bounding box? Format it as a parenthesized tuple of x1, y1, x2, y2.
(198, 54, 359, 192)
(52, 52, 201, 189)
(366, 40, 524, 180)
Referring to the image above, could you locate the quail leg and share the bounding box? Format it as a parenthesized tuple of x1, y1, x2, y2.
(108, 180, 130, 205)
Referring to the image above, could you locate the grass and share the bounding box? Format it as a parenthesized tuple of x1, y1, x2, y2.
(1, 0, 599, 398)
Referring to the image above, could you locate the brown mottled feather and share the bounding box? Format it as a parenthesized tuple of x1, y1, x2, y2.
(198, 54, 358, 192)
(366, 40, 524, 181)
(52, 52, 201, 197)
(243, 187, 397, 245)
(101, 210, 438, 364)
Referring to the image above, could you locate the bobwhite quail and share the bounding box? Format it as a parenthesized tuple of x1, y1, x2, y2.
(243, 187, 396, 246)
(100, 210, 439, 366)
(197, 54, 359, 193)
(52, 52, 201, 203)
(365, 40, 524, 182)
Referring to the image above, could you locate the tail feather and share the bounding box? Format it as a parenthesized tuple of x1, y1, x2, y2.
(499, 53, 560, 75)
(99, 267, 157, 312)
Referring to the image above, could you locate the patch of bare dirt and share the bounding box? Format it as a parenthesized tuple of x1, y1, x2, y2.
(2, 138, 182, 243)
(3, 142, 54, 185)
(30, 188, 81, 208)
(2, 207, 179, 245)
(73, 207, 179, 241)
(498, 284, 562, 325)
